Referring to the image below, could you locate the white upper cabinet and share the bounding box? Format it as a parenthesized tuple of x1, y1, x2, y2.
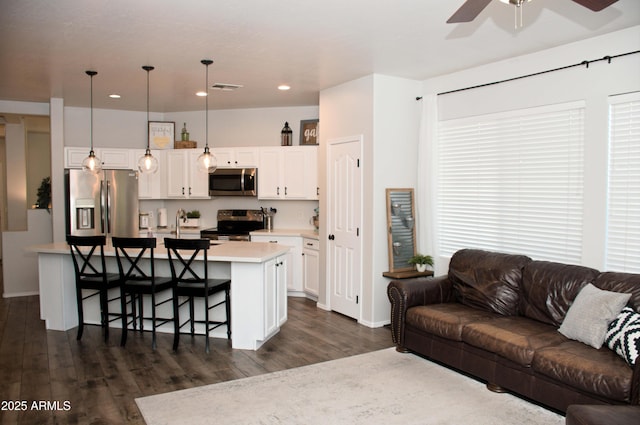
(64, 147, 133, 169)
(258, 146, 318, 200)
(212, 147, 259, 168)
(165, 149, 210, 199)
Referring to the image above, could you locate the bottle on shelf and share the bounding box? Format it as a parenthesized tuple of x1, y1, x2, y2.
(181, 122, 189, 141)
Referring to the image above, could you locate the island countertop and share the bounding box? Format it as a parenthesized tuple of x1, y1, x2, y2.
(32, 240, 291, 350)
(29, 240, 290, 263)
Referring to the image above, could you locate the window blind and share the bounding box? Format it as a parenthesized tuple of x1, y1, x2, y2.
(606, 92, 640, 273)
(437, 102, 585, 263)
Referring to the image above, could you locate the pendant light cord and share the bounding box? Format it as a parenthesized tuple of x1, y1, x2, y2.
(202, 59, 213, 151)
(205, 62, 208, 149)
(85, 70, 97, 152)
(143, 66, 154, 151)
(90, 74, 93, 151)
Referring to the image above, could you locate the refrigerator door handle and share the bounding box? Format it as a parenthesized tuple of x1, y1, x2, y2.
(100, 180, 106, 234)
(105, 179, 111, 234)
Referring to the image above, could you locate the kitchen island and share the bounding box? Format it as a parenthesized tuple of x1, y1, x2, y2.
(30, 241, 289, 350)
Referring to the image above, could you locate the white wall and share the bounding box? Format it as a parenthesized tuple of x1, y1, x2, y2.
(319, 75, 374, 312)
(2, 209, 53, 297)
(370, 75, 421, 326)
(420, 26, 640, 273)
(167, 106, 319, 148)
(26, 131, 51, 208)
(319, 74, 421, 326)
(5, 121, 27, 230)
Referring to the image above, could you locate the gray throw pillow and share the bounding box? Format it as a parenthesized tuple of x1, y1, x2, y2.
(558, 283, 631, 349)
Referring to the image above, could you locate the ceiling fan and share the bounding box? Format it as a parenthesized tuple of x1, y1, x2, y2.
(447, 0, 620, 23)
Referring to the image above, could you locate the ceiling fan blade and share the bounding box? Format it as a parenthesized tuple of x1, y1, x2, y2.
(447, 0, 494, 23)
(571, 0, 619, 11)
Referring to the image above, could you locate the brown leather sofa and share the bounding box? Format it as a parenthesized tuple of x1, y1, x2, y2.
(387, 249, 640, 413)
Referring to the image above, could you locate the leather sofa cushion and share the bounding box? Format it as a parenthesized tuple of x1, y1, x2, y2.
(449, 249, 531, 316)
(406, 303, 498, 341)
(595, 272, 640, 311)
(462, 316, 565, 366)
(519, 261, 599, 326)
(533, 340, 633, 402)
(566, 404, 640, 425)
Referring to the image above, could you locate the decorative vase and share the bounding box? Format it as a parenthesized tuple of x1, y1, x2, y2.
(416, 264, 427, 272)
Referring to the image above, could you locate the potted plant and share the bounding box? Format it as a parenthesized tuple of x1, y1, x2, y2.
(408, 253, 433, 272)
(184, 210, 201, 227)
(35, 176, 51, 212)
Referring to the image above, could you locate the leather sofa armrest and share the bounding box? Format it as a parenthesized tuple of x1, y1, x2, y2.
(632, 358, 640, 404)
(387, 275, 453, 348)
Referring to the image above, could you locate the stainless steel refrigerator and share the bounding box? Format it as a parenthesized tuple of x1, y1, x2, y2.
(65, 169, 139, 238)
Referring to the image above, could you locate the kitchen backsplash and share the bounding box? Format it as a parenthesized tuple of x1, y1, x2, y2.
(139, 198, 318, 230)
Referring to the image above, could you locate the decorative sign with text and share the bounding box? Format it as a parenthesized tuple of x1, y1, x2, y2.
(300, 119, 319, 145)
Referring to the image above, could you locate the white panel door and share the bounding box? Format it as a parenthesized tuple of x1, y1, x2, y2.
(328, 137, 362, 320)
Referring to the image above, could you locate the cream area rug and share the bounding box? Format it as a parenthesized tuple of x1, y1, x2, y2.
(136, 348, 564, 425)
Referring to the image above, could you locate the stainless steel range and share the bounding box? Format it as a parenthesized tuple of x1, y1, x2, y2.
(200, 209, 265, 241)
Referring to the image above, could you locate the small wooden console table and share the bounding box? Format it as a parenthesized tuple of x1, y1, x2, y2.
(383, 270, 434, 279)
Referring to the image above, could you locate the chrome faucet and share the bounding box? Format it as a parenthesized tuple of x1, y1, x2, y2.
(176, 208, 187, 238)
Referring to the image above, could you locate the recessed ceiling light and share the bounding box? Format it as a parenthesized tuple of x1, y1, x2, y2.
(109, 94, 121, 99)
(278, 85, 291, 91)
(196, 91, 207, 97)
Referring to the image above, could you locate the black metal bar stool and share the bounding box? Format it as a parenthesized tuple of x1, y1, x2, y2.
(112, 237, 173, 350)
(164, 238, 231, 353)
(67, 235, 122, 342)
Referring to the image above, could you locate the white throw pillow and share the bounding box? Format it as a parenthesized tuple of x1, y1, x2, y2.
(558, 283, 631, 349)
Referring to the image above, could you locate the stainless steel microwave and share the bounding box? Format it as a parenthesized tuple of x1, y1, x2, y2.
(208, 168, 257, 197)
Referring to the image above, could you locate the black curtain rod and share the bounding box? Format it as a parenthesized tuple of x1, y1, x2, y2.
(435, 50, 640, 97)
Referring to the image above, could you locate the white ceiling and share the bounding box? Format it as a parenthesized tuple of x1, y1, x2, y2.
(0, 0, 638, 113)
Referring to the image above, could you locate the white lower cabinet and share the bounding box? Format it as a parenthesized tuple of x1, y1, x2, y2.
(302, 237, 319, 298)
(263, 255, 287, 338)
(251, 235, 303, 296)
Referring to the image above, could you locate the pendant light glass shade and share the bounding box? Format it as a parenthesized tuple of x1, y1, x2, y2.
(138, 148, 159, 174)
(138, 65, 159, 174)
(82, 149, 102, 174)
(197, 59, 217, 173)
(196, 146, 217, 173)
(82, 70, 102, 174)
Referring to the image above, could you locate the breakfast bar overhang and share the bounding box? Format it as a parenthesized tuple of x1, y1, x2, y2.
(30, 241, 290, 350)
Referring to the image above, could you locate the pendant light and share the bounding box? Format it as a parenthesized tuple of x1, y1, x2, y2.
(82, 70, 102, 174)
(137, 65, 159, 174)
(196, 59, 217, 173)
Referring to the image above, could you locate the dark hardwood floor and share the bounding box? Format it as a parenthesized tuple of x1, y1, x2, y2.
(0, 266, 393, 424)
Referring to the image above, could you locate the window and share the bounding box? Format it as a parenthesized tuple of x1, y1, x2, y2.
(437, 101, 585, 263)
(606, 92, 640, 273)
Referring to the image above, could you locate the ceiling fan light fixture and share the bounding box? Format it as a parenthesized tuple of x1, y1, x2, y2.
(82, 70, 102, 174)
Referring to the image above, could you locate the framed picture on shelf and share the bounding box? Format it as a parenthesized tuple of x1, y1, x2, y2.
(299, 119, 319, 145)
(148, 121, 175, 150)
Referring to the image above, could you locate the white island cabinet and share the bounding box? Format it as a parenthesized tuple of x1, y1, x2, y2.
(30, 241, 289, 350)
